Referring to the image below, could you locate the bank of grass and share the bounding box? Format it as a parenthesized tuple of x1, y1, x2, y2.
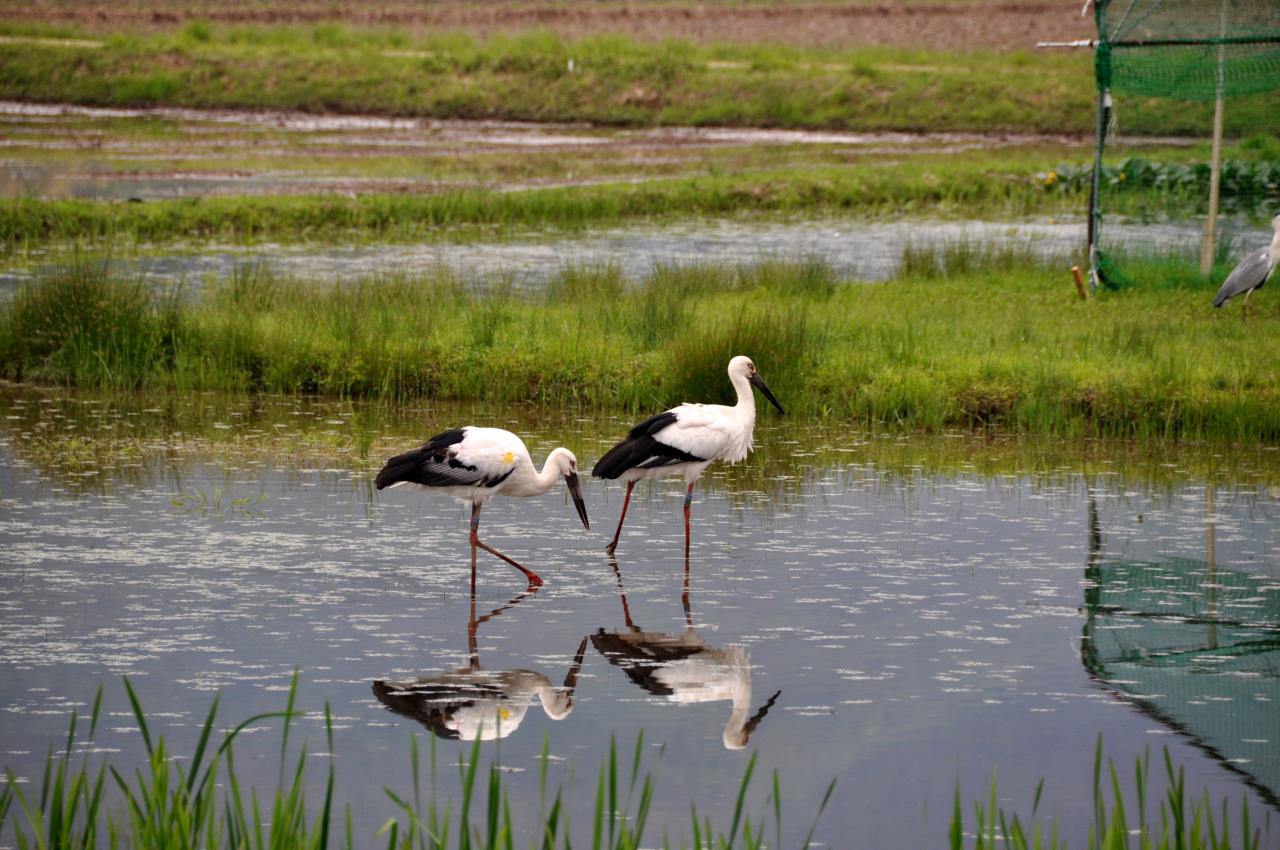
(4, 253, 1280, 441)
(0, 155, 1089, 250)
(1, 22, 1276, 138)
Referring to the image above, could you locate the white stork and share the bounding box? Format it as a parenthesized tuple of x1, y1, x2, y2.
(592, 355, 784, 557)
(376, 427, 589, 589)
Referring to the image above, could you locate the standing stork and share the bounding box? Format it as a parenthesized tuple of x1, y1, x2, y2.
(1213, 213, 1280, 317)
(592, 355, 784, 557)
(376, 427, 589, 590)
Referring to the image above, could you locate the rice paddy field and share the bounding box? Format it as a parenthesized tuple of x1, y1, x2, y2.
(1, 2, 1279, 848)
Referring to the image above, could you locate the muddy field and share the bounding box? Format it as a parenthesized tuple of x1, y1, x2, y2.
(1, 1, 1094, 51)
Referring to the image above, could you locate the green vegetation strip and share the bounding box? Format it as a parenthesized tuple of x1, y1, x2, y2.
(1, 157, 1084, 250)
(5, 153, 1270, 251)
(1, 22, 1277, 136)
(0, 676, 1265, 849)
(4, 253, 1280, 442)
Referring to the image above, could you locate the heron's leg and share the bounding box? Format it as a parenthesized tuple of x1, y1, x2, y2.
(1242, 288, 1253, 321)
(683, 483, 695, 561)
(605, 481, 635, 555)
(470, 503, 544, 588)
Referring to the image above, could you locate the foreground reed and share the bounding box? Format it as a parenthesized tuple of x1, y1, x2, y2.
(0, 676, 834, 850)
(950, 738, 1267, 850)
(2, 679, 1268, 849)
(3, 252, 1280, 441)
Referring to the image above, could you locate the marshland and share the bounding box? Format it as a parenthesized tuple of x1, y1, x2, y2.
(1, 2, 1278, 848)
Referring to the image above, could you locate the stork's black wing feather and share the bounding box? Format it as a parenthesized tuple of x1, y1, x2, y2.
(591, 411, 704, 479)
(376, 428, 514, 490)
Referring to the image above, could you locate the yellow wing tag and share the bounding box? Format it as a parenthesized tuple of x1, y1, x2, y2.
(502, 452, 515, 464)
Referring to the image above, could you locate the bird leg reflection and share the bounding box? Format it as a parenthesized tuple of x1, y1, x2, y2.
(467, 585, 540, 667)
(470, 502, 544, 589)
(607, 555, 637, 629)
(683, 483, 694, 561)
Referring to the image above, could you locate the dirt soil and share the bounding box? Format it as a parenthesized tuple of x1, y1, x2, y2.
(3, 2, 1095, 51)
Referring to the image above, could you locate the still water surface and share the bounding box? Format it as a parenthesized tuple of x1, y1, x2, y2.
(1, 388, 1277, 847)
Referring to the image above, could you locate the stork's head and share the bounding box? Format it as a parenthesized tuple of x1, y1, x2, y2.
(549, 447, 590, 530)
(728, 355, 785, 415)
(1272, 212, 1280, 232)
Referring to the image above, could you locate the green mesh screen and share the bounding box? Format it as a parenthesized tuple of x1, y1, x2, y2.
(1088, 1, 1280, 291)
(1096, 0, 1280, 101)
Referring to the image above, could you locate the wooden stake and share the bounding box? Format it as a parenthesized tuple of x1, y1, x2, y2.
(1199, 3, 1229, 276)
(1199, 95, 1225, 275)
(1071, 265, 1088, 300)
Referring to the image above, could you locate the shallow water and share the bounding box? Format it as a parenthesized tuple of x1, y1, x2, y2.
(1, 387, 1278, 848)
(2, 216, 1271, 296)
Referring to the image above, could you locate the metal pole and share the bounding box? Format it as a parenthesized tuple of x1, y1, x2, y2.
(1088, 89, 1110, 293)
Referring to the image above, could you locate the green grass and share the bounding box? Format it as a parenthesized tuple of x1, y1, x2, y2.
(0, 155, 1091, 250)
(2, 253, 1280, 445)
(950, 738, 1266, 850)
(0, 23, 1276, 138)
(0, 675, 835, 850)
(3, 152, 1272, 251)
(4, 253, 1280, 441)
(0, 678, 1267, 849)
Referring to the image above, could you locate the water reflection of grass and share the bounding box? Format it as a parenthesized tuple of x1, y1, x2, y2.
(5, 255, 1280, 441)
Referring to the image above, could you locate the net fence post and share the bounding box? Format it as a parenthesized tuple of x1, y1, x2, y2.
(1087, 88, 1110, 295)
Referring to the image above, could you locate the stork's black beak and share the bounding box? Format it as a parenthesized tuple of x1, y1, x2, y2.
(749, 372, 785, 415)
(565, 472, 590, 530)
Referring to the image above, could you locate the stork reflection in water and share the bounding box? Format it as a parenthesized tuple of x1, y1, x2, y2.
(590, 558, 780, 749)
(372, 590, 587, 741)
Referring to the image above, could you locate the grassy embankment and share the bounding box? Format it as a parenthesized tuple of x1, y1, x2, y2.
(0, 152, 1091, 250)
(0, 677, 1266, 849)
(4, 253, 1280, 442)
(0, 23, 1219, 134)
(1, 21, 1277, 136)
(2, 140, 1274, 250)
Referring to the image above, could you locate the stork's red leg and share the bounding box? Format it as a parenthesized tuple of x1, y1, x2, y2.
(605, 481, 635, 556)
(470, 502, 543, 588)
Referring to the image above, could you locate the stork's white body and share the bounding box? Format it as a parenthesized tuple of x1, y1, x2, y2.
(382, 427, 568, 503)
(592, 356, 784, 556)
(376, 426, 589, 589)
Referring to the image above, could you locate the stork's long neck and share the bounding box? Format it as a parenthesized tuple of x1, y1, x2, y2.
(531, 456, 563, 495)
(508, 452, 563, 497)
(730, 371, 757, 417)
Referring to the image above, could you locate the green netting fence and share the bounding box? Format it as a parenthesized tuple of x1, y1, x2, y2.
(1089, 0, 1280, 291)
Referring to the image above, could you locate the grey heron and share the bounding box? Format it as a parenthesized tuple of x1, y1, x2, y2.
(1212, 213, 1280, 315)
(376, 426, 589, 589)
(591, 355, 784, 557)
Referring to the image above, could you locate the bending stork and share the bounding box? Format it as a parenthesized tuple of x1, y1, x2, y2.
(592, 355, 783, 557)
(376, 427, 589, 589)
